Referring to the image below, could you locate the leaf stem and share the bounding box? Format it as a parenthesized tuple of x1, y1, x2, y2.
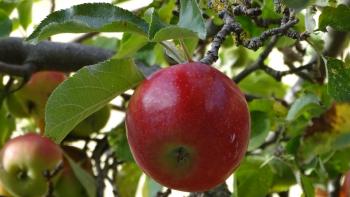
(160, 41, 185, 64)
(179, 39, 193, 62)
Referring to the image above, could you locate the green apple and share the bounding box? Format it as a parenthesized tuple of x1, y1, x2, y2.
(5, 94, 30, 118)
(70, 105, 111, 138)
(0, 133, 63, 197)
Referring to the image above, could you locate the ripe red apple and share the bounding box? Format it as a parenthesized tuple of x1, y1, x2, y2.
(126, 62, 250, 192)
(6, 71, 66, 119)
(340, 171, 350, 197)
(315, 187, 328, 197)
(0, 133, 63, 197)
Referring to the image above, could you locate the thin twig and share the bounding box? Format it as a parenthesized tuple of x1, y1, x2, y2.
(157, 188, 172, 197)
(330, 175, 342, 197)
(111, 104, 126, 112)
(91, 137, 109, 197)
(50, 0, 55, 13)
(234, 36, 278, 82)
(241, 19, 299, 50)
(72, 32, 99, 43)
(201, 11, 239, 65)
(44, 161, 64, 197)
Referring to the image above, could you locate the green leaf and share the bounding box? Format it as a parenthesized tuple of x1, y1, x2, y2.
(27, 3, 149, 43)
(325, 147, 350, 175)
(300, 174, 315, 197)
(286, 94, 321, 122)
(0, 0, 19, 15)
(333, 132, 350, 150)
(261, 0, 281, 19)
(17, 0, 32, 30)
(116, 163, 143, 197)
(45, 58, 144, 143)
(116, 33, 148, 58)
(0, 10, 12, 37)
(146, 5, 202, 42)
(319, 4, 350, 32)
(234, 157, 274, 197)
(152, 26, 198, 42)
(236, 16, 263, 37)
(283, 0, 310, 10)
(178, 0, 206, 39)
(248, 111, 271, 151)
(239, 71, 287, 99)
(249, 99, 274, 113)
(148, 9, 166, 40)
(160, 41, 186, 63)
(181, 38, 199, 56)
(327, 58, 350, 101)
(307, 33, 325, 52)
(0, 106, 15, 148)
(65, 154, 96, 197)
(270, 159, 296, 192)
(108, 124, 134, 162)
(158, 0, 176, 23)
(82, 36, 119, 51)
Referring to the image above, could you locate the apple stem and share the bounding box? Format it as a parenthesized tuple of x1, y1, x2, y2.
(179, 39, 193, 63)
(44, 161, 64, 197)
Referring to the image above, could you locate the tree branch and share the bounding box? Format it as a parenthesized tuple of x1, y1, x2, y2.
(201, 12, 239, 65)
(189, 183, 231, 197)
(72, 32, 99, 43)
(234, 35, 278, 82)
(0, 37, 113, 76)
(0, 61, 34, 77)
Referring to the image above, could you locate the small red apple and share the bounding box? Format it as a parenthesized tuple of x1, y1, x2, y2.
(315, 187, 328, 197)
(0, 133, 63, 197)
(340, 171, 350, 197)
(126, 62, 250, 192)
(6, 71, 66, 119)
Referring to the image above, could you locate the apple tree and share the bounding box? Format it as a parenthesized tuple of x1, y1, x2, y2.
(0, 0, 350, 196)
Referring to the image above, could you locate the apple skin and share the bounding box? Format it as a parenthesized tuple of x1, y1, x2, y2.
(70, 105, 111, 138)
(0, 133, 63, 197)
(126, 62, 250, 192)
(340, 171, 350, 197)
(315, 187, 328, 197)
(6, 71, 66, 119)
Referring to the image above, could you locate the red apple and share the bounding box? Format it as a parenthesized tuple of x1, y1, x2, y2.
(6, 71, 66, 119)
(126, 62, 250, 192)
(0, 133, 63, 197)
(315, 187, 328, 197)
(340, 171, 350, 197)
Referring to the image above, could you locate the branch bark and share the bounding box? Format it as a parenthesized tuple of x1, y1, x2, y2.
(0, 37, 113, 76)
